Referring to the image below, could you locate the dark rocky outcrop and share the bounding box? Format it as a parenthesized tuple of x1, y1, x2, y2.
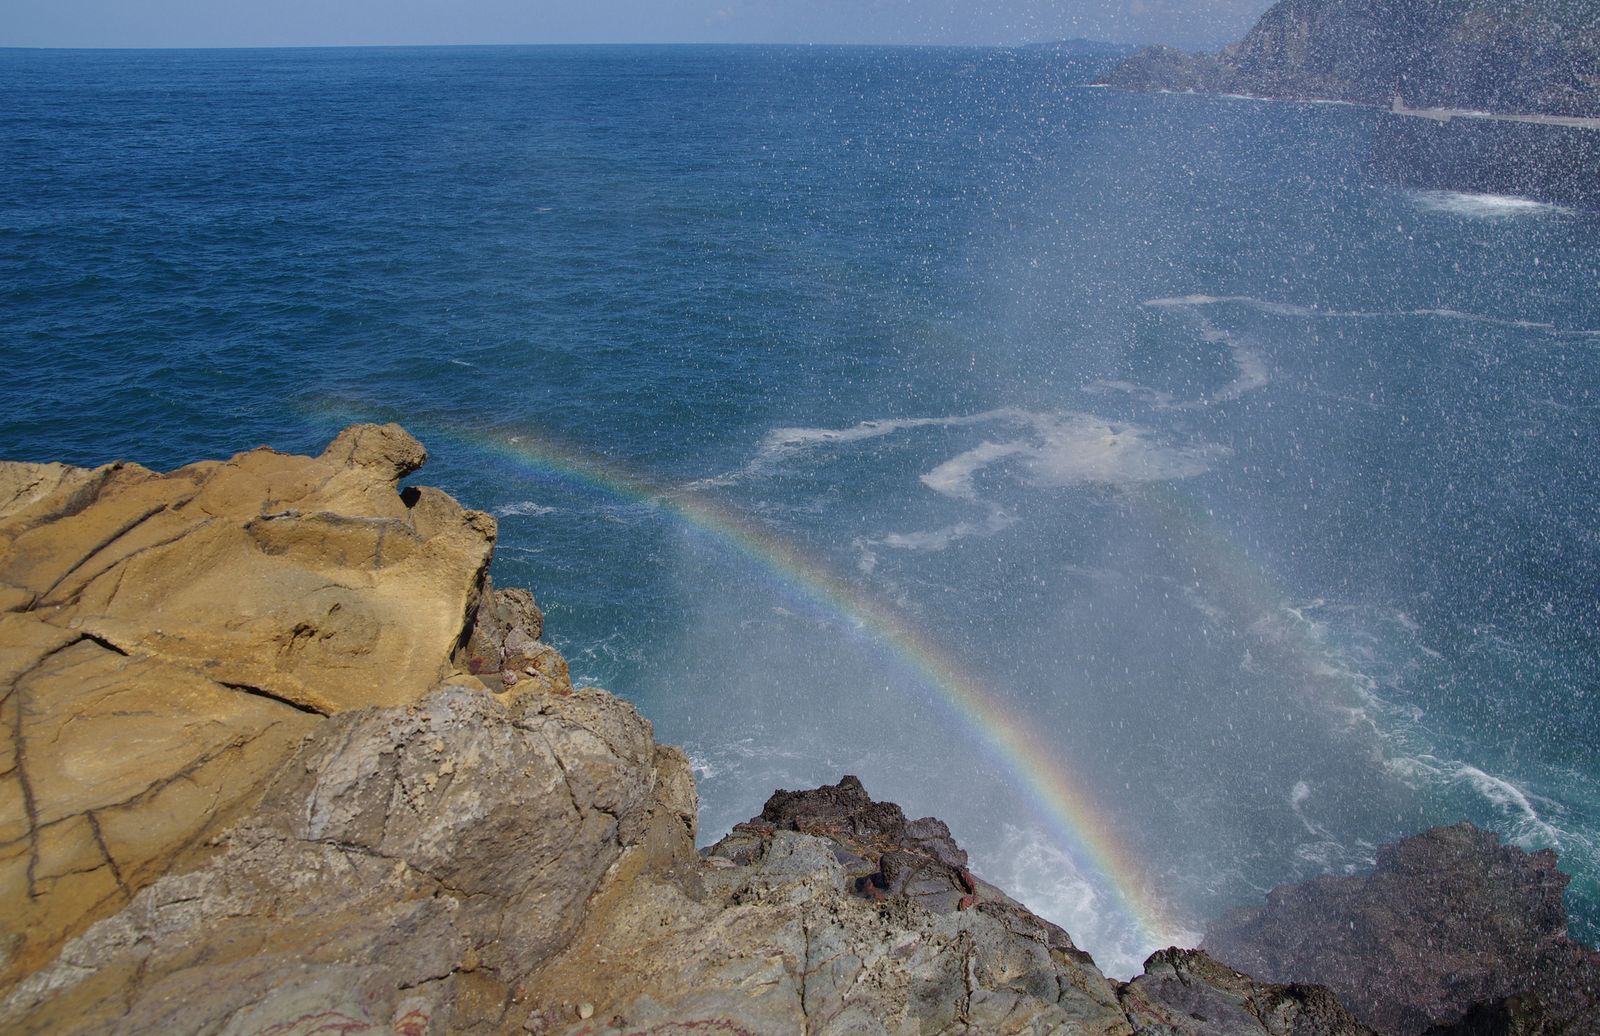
(713, 775, 980, 914)
(1121, 948, 1376, 1036)
(1203, 823, 1600, 1035)
(1103, 0, 1600, 118)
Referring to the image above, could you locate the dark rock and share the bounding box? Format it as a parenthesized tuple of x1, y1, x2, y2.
(710, 775, 983, 916)
(1120, 948, 1376, 1035)
(756, 774, 968, 867)
(1426, 994, 1566, 1035)
(1202, 823, 1600, 1035)
(459, 577, 572, 694)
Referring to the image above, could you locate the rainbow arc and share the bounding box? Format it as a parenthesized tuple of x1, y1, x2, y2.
(451, 424, 1179, 950)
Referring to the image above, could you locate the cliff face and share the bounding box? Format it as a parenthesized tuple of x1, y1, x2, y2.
(1104, 0, 1600, 118)
(0, 428, 1593, 1034)
(0, 424, 509, 988)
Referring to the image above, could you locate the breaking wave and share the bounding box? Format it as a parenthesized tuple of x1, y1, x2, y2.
(493, 500, 562, 517)
(973, 824, 1197, 980)
(1410, 189, 1573, 220)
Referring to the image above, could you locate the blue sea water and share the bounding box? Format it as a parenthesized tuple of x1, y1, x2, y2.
(3, 45, 1598, 976)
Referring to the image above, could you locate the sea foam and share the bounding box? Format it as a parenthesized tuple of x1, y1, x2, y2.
(973, 824, 1196, 980)
(1411, 189, 1572, 220)
(1145, 293, 1596, 336)
(493, 500, 561, 517)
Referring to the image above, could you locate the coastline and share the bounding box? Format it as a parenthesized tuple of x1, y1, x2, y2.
(1, 427, 1595, 1034)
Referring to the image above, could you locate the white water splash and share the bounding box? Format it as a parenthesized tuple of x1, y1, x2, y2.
(493, 500, 562, 517)
(1411, 190, 1572, 220)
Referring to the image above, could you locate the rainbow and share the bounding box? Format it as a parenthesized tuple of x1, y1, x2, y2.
(427, 422, 1180, 950)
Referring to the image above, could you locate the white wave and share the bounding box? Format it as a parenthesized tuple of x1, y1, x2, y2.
(1244, 602, 1395, 740)
(1082, 379, 1180, 408)
(1146, 293, 1595, 336)
(1148, 294, 1318, 318)
(918, 413, 1226, 501)
(1411, 190, 1572, 220)
(1215, 92, 1363, 109)
(922, 441, 1030, 500)
(1180, 583, 1228, 625)
(973, 825, 1196, 980)
(1391, 755, 1562, 849)
(1292, 840, 1346, 869)
(1289, 780, 1333, 839)
(1213, 340, 1271, 402)
(756, 409, 1225, 499)
(756, 409, 1032, 467)
(1023, 415, 1225, 486)
(870, 505, 1017, 553)
(1123, 303, 1276, 407)
(679, 472, 744, 491)
(1456, 764, 1560, 844)
(1244, 597, 1580, 885)
(493, 500, 561, 517)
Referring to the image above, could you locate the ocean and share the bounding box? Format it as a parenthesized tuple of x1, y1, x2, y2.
(3, 44, 1596, 977)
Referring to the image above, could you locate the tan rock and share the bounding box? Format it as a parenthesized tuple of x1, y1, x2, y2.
(0, 682, 682, 1035)
(0, 425, 515, 990)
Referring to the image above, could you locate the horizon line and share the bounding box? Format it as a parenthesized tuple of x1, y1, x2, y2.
(0, 38, 1145, 53)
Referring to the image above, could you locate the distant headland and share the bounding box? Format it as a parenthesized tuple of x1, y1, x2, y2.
(1098, 0, 1600, 206)
(1101, 0, 1600, 118)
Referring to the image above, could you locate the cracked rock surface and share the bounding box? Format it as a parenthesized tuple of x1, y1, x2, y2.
(0, 425, 509, 988)
(0, 682, 690, 1034)
(516, 777, 1374, 1036)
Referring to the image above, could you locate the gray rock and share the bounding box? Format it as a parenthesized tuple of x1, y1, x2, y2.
(1120, 949, 1375, 1036)
(1, 681, 679, 1034)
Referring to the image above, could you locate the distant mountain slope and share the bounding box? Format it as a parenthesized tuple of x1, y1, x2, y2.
(1022, 38, 1137, 58)
(1105, 0, 1600, 117)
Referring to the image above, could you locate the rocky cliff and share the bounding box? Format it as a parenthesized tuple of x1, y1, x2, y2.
(1103, 0, 1600, 118)
(0, 428, 1593, 1034)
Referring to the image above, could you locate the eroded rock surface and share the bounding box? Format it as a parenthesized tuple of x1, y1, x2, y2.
(516, 776, 1376, 1036)
(1121, 949, 1373, 1036)
(0, 425, 502, 987)
(1202, 823, 1600, 1035)
(0, 682, 691, 1034)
